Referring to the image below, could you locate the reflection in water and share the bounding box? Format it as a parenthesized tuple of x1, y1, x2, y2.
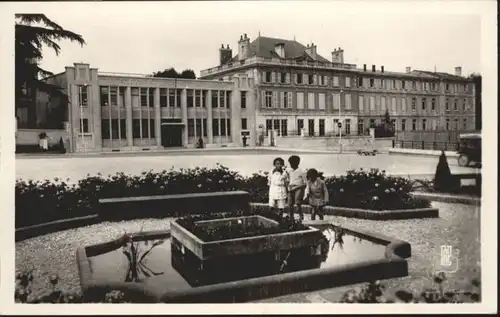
(120, 234, 166, 282)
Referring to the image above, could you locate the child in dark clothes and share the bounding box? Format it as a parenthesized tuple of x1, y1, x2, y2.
(304, 168, 329, 220)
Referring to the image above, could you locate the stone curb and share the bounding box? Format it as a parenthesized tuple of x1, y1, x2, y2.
(250, 203, 439, 221)
(410, 191, 481, 206)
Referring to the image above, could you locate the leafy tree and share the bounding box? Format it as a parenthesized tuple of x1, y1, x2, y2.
(15, 14, 86, 126)
(151, 68, 197, 79)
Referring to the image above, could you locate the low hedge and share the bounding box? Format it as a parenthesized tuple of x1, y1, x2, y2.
(15, 165, 431, 228)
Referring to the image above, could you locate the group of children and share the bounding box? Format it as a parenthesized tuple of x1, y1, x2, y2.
(267, 155, 329, 221)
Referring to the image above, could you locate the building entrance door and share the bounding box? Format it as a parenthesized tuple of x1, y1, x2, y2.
(161, 124, 183, 148)
(308, 119, 315, 137)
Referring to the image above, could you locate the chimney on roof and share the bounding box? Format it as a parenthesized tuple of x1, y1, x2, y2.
(305, 42, 317, 59)
(372, 65, 376, 72)
(331, 47, 344, 64)
(219, 44, 233, 65)
(381, 65, 384, 73)
(455, 66, 462, 77)
(275, 42, 285, 59)
(406, 66, 411, 74)
(363, 64, 367, 72)
(238, 33, 250, 61)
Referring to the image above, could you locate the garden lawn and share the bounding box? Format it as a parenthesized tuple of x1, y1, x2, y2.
(15, 201, 480, 303)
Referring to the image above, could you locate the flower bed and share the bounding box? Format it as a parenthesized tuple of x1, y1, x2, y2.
(16, 165, 431, 228)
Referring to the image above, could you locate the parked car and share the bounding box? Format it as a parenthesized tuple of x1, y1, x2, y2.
(457, 133, 481, 167)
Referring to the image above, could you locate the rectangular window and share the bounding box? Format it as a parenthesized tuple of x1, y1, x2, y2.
(168, 89, 178, 108)
(411, 98, 416, 111)
(226, 91, 231, 108)
(187, 119, 195, 137)
(319, 75, 326, 86)
(412, 119, 417, 131)
(318, 93, 326, 110)
(333, 76, 339, 87)
(79, 85, 89, 107)
(431, 98, 436, 111)
(422, 118, 427, 130)
(160, 88, 167, 107)
(241, 91, 247, 108)
(358, 95, 364, 111)
(187, 89, 194, 108)
(118, 87, 125, 108)
(381, 96, 386, 112)
(308, 119, 315, 136)
(296, 73, 303, 84)
(401, 81, 406, 89)
(454, 99, 458, 111)
(265, 91, 273, 108)
(202, 119, 207, 136)
(308, 93, 315, 109)
(319, 119, 325, 136)
(358, 77, 363, 87)
(446, 98, 450, 111)
(100, 86, 109, 107)
(213, 118, 220, 136)
(265, 72, 271, 83)
(109, 87, 118, 107)
(345, 77, 351, 87)
(297, 119, 304, 134)
(280, 119, 288, 137)
(131, 87, 139, 108)
(402, 98, 407, 112)
(297, 92, 304, 109)
(120, 119, 126, 139)
(219, 90, 226, 108)
(110, 119, 119, 139)
(369, 119, 376, 128)
(345, 119, 351, 135)
(380, 79, 385, 89)
(345, 94, 352, 109)
(392, 80, 396, 89)
(101, 119, 110, 139)
(412, 81, 416, 90)
(454, 118, 459, 130)
(369, 78, 374, 88)
(357, 119, 364, 135)
(401, 119, 406, 131)
(446, 83, 450, 91)
(148, 88, 155, 108)
(212, 91, 219, 108)
(333, 93, 340, 110)
(141, 119, 150, 138)
(280, 72, 286, 83)
(201, 90, 207, 108)
(308, 74, 314, 85)
(241, 118, 248, 130)
(140, 88, 148, 107)
(195, 118, 202, 138)
(132, 119, 141, 138)
(220, 118, 227, 136)
(273, 119, 280, 136)
(463, 118, 467, 130)
(446, 119, 450, 130)
(195, 90, 202, 107)
(422, 98, 426, 110)
(369, 96, 375, 111)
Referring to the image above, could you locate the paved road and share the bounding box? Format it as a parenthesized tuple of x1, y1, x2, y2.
(16, 150, 479, 182)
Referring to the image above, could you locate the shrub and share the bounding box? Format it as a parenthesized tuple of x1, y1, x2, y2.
(15, 166, 431, 228)
(434, 151, 460, 192)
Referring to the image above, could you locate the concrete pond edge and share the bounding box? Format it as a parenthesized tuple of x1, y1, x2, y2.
(75, 223, 411, 303)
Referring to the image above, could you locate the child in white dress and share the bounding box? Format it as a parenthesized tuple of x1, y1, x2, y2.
(268, 157, 289, 218)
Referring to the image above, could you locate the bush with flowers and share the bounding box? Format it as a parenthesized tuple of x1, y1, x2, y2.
(15, 165, 431, 228)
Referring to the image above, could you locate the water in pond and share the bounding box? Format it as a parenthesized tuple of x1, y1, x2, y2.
(88, 226, 387, 293)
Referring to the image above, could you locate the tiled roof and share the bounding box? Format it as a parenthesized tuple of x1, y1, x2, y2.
(230, 36, 330, 63)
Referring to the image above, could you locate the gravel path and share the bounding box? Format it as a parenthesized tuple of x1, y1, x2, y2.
(15, 201, 480, 302)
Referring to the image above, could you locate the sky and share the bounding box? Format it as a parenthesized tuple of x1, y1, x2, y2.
(9, 1, 483, 77)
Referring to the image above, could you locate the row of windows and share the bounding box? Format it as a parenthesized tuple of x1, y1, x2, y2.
(261, 71, 469, 93)
(187, 118, 232, 137)
(94, 86, 235, 109)
(261, 90, 471, 113)
(265, 118, 353, 137)
(100, 119, 156, 139)
(358, 117, 469, 132)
